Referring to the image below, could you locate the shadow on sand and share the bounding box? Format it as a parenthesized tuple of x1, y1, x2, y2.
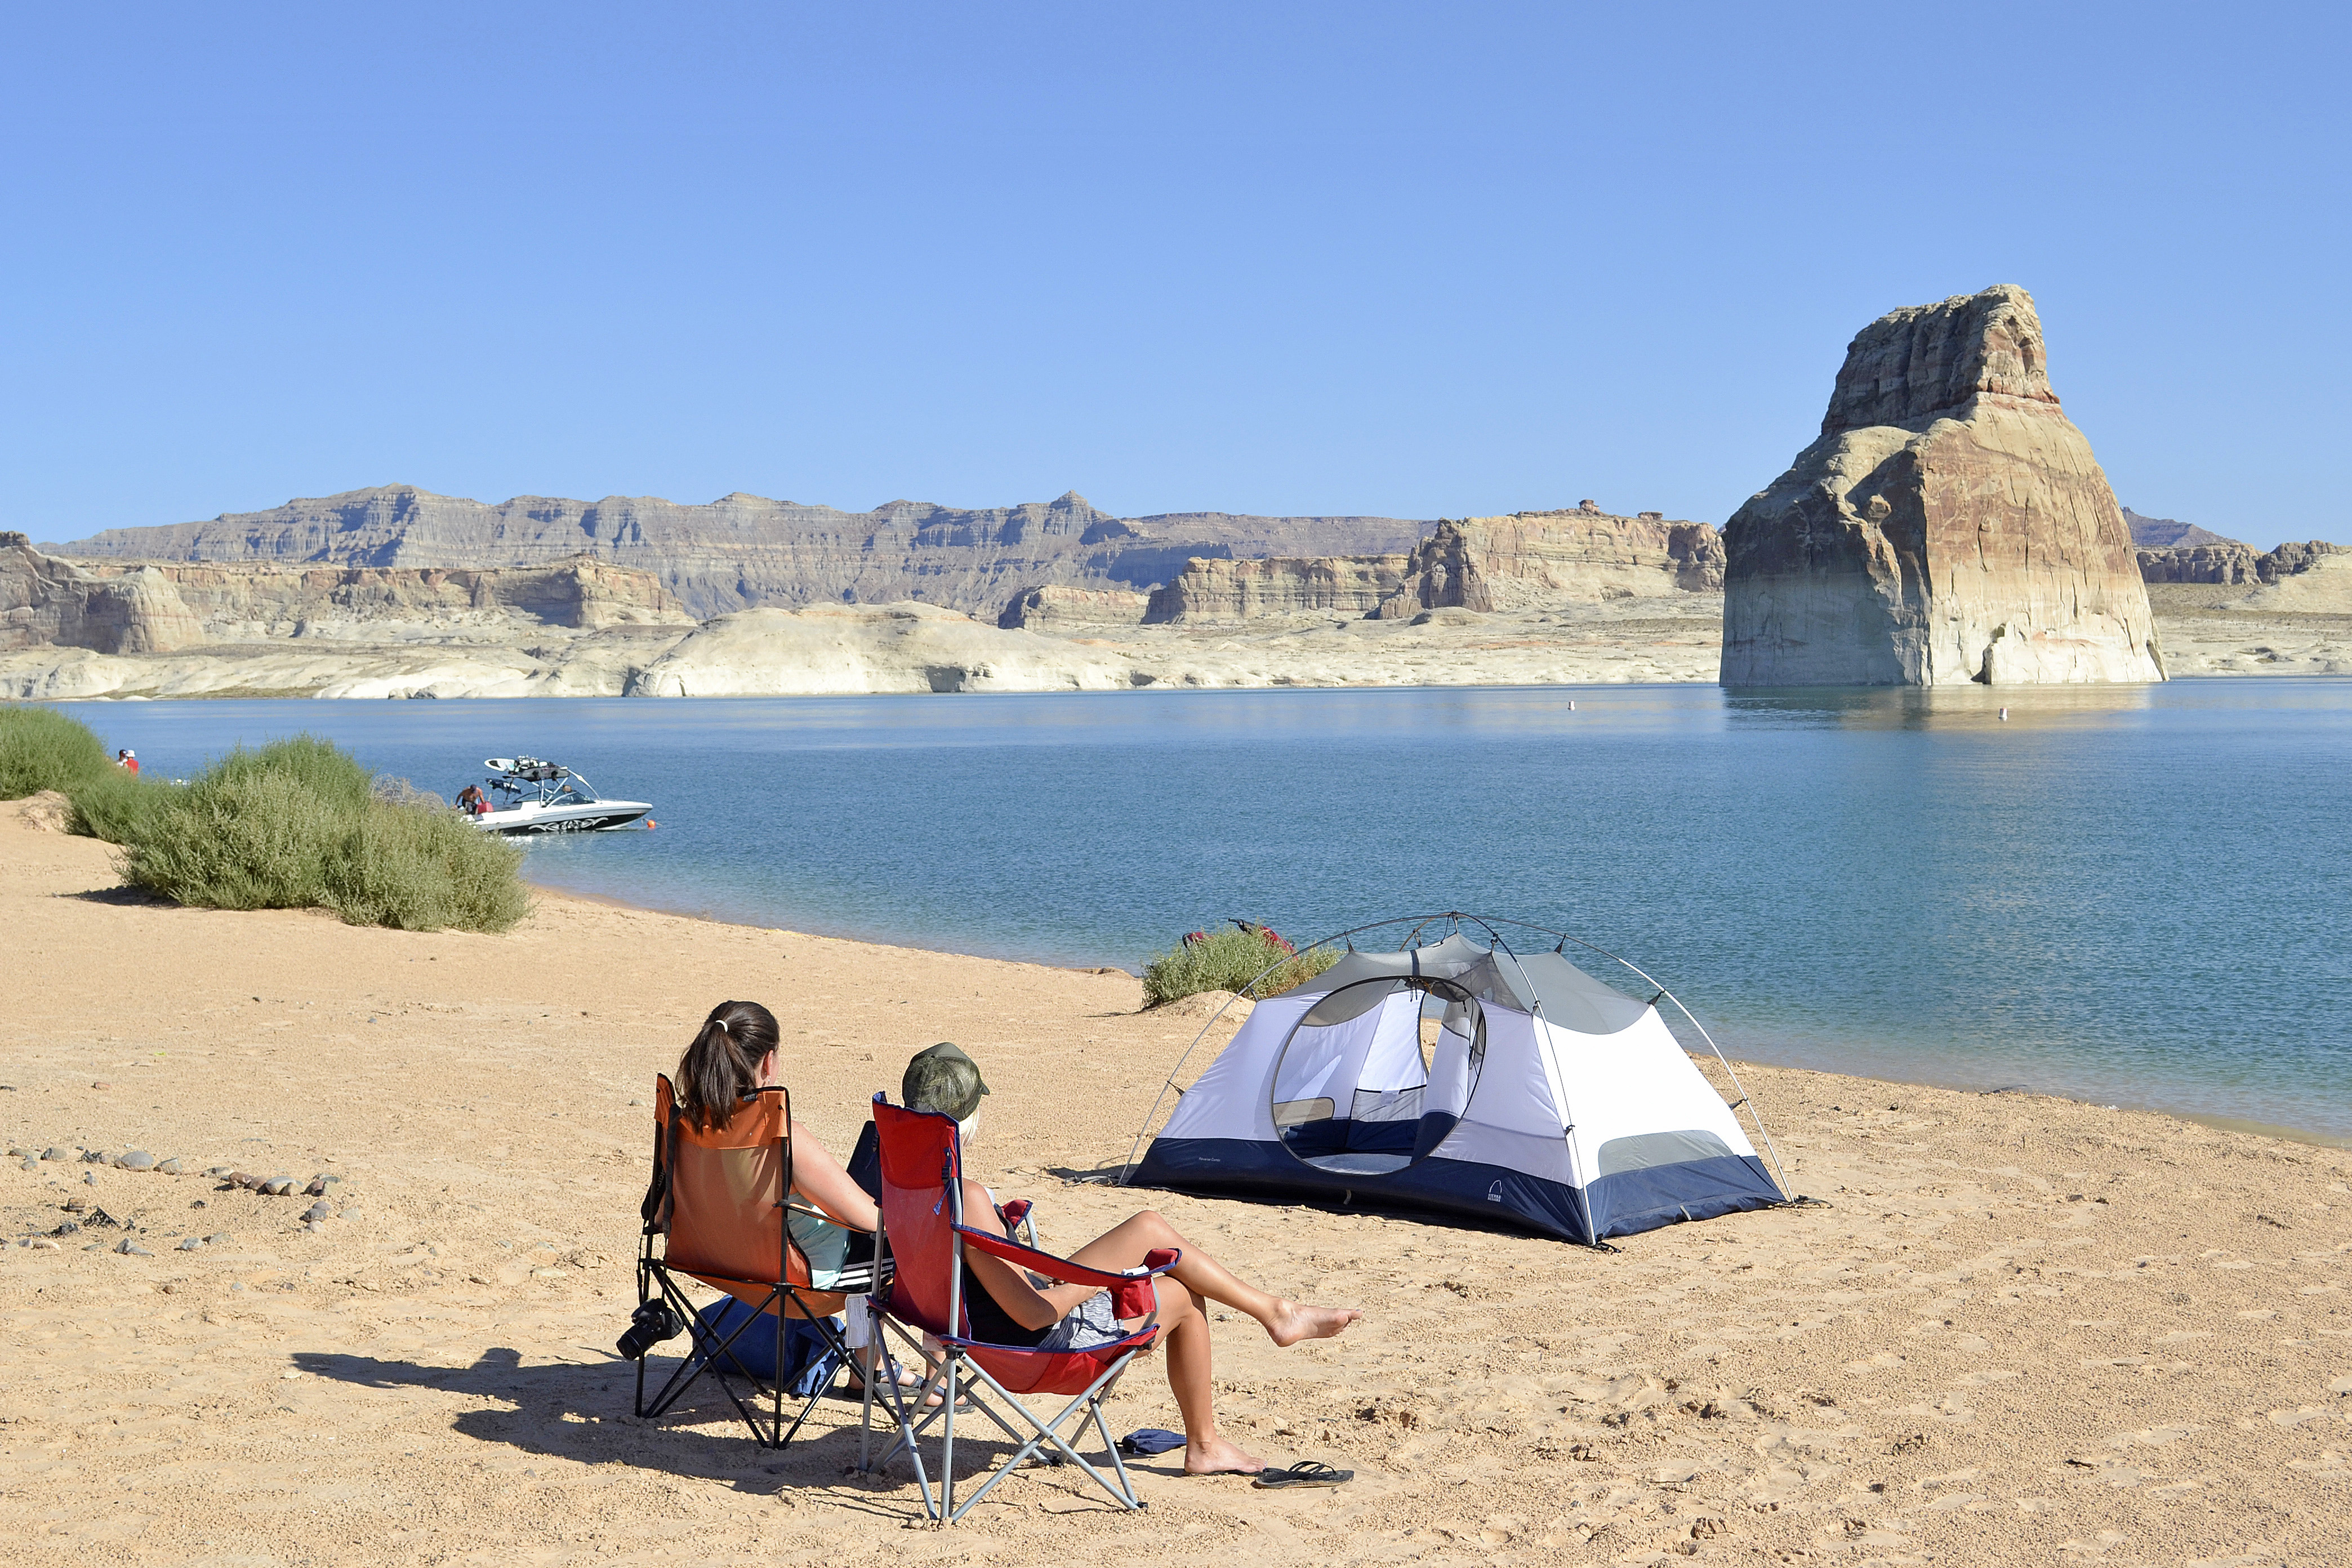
(291, 1345, 1138, 1517)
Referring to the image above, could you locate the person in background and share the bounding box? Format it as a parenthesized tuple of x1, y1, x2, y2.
(456, 783, 487, 816)
(903, 1043, 1362, 1477)
(115, 749, 136, 774)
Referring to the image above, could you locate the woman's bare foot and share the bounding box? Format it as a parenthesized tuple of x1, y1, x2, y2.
(1184, 1435, 1267, 1476)
(1265, 1299, 1363, 1347)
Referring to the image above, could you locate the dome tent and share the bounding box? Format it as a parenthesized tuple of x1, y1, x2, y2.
(1123, 916, 1790, 1245)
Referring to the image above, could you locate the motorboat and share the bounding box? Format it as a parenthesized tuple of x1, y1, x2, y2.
(461, 757, 653, 835)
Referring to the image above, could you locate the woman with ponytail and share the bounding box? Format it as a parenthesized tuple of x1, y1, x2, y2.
(672, 999, 879, 1254)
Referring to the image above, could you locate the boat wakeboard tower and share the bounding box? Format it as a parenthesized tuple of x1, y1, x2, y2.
(463, 757, 653, 835)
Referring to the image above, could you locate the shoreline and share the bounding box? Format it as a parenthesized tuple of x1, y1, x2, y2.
(519, 868, 2352, 1156)
(22, 666, 2352, 701)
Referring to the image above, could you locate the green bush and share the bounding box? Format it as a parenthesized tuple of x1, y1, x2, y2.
(0, 703, 164, 840)
(320, 801, 530, 932)
(67, 768, 164, 841)
(0, 704, 115, 799)
(114, 734, 530, 934)
(1141, 923, 1338, 1008)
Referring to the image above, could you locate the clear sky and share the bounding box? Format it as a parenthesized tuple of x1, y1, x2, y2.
(5, 3, 2344, 547)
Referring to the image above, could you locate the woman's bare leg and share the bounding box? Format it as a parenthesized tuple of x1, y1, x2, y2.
(1150, 1280, 1264, 1475)
(1067, 1209, 1361, 1346)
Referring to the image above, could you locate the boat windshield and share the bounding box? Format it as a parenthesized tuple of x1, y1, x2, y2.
(553, 776, 600, 803)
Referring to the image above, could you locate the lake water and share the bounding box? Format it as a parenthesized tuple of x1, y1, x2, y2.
(55, 681, 2352, 1141)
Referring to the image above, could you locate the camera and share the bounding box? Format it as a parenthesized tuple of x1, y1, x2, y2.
(616, 1299, 685, 1360)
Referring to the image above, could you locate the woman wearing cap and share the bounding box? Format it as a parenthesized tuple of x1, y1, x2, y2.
(905, 1042, 1362, 1478)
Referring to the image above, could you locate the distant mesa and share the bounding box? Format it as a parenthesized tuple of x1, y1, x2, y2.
(2123, 507, 2236, 550)
(46, 485, 1429, 624)
(1720, 285, 2164, 686)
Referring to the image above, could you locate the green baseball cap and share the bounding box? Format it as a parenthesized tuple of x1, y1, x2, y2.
(903, 1042, 990, 1121)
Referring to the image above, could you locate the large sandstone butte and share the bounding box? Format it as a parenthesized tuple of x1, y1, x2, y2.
(1720, 286, 2164, 685)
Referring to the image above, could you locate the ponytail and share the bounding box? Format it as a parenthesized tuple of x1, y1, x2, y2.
(674, 1000, 782, 1130)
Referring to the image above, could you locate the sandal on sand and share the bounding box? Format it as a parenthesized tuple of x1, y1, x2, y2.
(1253, 1461, 1353, 1490)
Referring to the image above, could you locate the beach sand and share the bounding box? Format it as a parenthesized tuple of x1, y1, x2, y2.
(2, 809, 2347, 1565)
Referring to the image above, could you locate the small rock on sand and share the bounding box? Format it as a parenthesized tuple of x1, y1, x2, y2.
(177, 1237, 204, 1250)
(42, 1147, 69, 1161)
(206, 1233, 231, 1245)
(114, 1240, 152, 1257)
(118, 1151, 155, 1170)
(82, 1171, 97, 1186)
(303, 1202, 332, 1223)
(261, 1178, 295, 1196)
(157, 1158, 182, 1175)
(28, 1239, 59, 1251)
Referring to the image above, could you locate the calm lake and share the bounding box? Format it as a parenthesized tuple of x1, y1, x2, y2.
(57, 681, 2352, 1141)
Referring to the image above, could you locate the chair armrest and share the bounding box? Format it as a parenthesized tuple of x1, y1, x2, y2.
(956, 1227, 1180, 1319)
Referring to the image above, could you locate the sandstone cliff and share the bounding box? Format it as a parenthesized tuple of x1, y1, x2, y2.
(4, 534, 205, 654)
(1141, 505, 1723, 623)
(49, 488, 1427, 622)
(1721, 286, 2164, 686)
(2136, 537, 2345, 586)
(996, 583, 1152, 629)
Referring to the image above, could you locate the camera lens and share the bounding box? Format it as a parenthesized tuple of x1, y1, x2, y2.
(616, 1301, 683, 1360)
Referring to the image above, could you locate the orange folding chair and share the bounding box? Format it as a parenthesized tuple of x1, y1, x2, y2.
(858, 1097, 1181, 1523)
(629, 1075, 884, 1447)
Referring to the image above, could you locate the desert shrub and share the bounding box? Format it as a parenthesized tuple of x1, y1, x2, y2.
(116, 734, 529, 933)
(1141, 923, 1338, 1007)
(320, 801, 528, 932)
(67, 768, 164, 841)
(0, 704, 114, 799)
(0, 704, 164, 840)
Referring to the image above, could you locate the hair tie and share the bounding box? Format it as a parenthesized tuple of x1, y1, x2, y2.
(714, 1017, 729, 1035)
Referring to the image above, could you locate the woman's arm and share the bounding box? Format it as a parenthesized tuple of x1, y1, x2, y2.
(788, 1121, 880, 1233)
(954, 1178, 1094, 1329)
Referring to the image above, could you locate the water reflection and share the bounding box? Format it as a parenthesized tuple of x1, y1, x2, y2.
(1725, 683, 2158, 731)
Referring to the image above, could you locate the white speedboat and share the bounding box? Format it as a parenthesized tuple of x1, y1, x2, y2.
(462, 758, 653, 835)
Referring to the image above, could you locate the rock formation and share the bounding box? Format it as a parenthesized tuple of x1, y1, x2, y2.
(1143, 509, 1723, 623)
(1143, 554, 1414, 621)
(47, 487, 1428, 622)
(2136, 537, 2345, 586)
(3, 534, 203, 654)
(996, 583, 1151, 629)
(1720, 286, 2164, 685)
(2123, 508, 2234, 549)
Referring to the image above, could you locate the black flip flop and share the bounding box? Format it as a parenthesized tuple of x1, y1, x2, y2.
(1253, 1460, 1353, 1490)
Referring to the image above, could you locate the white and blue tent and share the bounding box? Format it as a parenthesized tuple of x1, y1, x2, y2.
(1125, 920, 1789, 1244)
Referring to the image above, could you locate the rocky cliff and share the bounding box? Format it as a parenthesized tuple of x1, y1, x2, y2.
(1141, 505, 1723, 623)
(48, 488, 1428, 622)
(4, 534, 205, 654)
(1721, 286, 2164, 686)
(2136, 537, 2346, 586)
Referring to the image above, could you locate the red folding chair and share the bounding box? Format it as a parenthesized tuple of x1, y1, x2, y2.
(857, 1097, 1181, 1524)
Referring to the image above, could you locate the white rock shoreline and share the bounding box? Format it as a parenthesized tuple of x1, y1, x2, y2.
(5, 590, 2345, 699)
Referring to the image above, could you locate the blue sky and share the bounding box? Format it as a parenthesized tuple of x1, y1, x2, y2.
(5, 3, 2344, 546)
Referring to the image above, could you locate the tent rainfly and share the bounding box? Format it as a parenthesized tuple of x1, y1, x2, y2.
(1124, 923, 1788, 1244)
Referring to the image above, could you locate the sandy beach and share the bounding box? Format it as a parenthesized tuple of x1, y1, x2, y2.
(3, 808, 2347, 1565)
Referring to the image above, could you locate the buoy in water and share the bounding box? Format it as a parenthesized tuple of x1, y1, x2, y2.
(1567, 700, 1576, 711)
(1998, 707, 2009, 721)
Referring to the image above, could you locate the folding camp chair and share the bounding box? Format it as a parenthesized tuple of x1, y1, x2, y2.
(857, 1097, 1182, 1524)
(631, 1075, 886, 1446)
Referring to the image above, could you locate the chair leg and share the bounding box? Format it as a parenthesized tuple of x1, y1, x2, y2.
(940, 1354, 957, 1526)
